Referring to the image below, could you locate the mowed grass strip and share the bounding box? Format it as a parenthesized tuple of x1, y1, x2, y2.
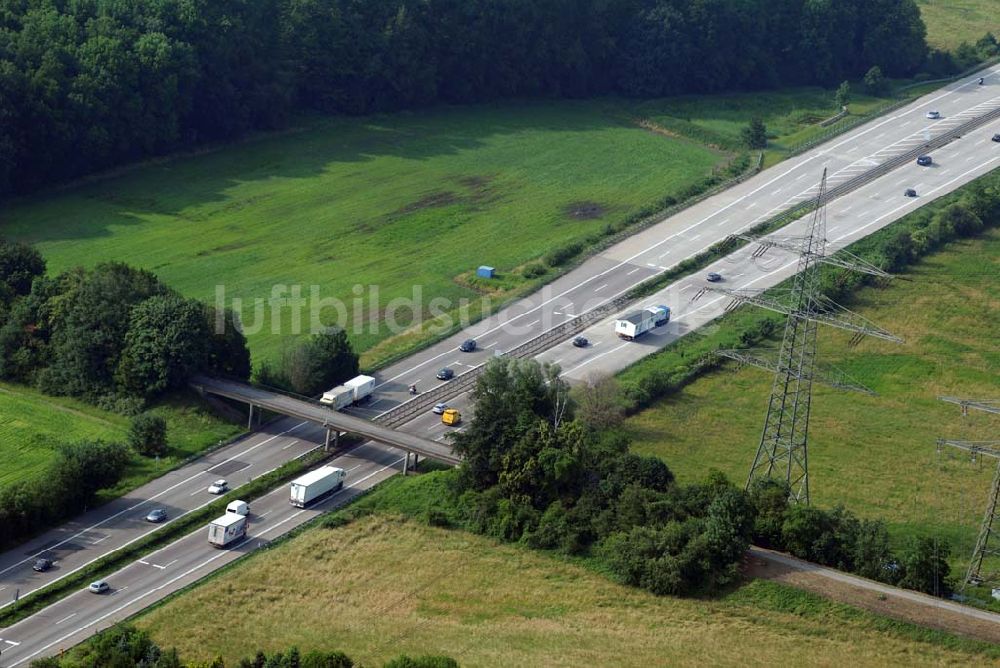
(135, 509, 997, 667)
(626, 230, 1000, 555)
(1, 101, 724, 365)
(0, 382, 239, 497)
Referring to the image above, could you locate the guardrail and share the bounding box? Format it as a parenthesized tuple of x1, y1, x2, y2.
(374, 294, 634, 427)
(377, 99, 1000, 426)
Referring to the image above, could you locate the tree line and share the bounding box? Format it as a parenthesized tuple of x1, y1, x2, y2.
(0, 242, 250, 409)
(1, 0, 937, 196)
(30, 623, 457, 668)
(439, 357, 956, 597)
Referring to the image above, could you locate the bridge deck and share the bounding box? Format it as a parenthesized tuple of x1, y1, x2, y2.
(191, 376, 461, 465)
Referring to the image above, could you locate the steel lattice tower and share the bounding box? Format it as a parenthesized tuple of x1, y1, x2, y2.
(694, 169, 901, 504)
(745, 177, 829, 503)
(937, 397, 1000, 587)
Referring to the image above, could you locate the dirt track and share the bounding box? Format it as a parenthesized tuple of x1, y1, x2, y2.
(745, 546, 1000, 644)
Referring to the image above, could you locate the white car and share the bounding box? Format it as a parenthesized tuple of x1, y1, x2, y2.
(207, 479, 229, 495)
(89, 580, 109, 594)
(925, 110, 941, 119)
(432, 403, 448, 415)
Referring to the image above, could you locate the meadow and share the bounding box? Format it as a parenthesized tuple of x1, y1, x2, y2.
(918, 0, 997, 50)
(135, 495, 998, 667)
(0, 383, 239, 498)
(626, 230, 1000, 562)
(2, 86, 900, 369)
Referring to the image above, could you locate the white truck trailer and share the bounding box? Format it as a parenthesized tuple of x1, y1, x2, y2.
(207, 513, 247, 548)
(344, 374, 376, 403)
(319, 375, 376, 408)
(614, 305, 670, 340)
(289, 466, 346, 507)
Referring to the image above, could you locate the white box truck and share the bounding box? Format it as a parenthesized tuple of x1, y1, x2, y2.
(344, 375, 376, 403)
(614, 305, 670, 340)
(289, 466, 346, 507)
(320, 385, 353, 409)
(208, 513, 247, 548)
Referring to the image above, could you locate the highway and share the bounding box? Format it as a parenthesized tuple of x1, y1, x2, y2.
(352, 64, 1000, 416)
(0, 64, 998, 664)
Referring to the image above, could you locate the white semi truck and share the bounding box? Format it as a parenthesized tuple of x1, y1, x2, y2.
(207, 513, 248, 548)
(614, 305, 670, 340)
(320, 374, 376, 408)
(289, 466, 346, 507)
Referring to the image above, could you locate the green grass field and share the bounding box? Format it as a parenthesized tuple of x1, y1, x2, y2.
(0, 382, 239, 497)
(918, 0, 996, 50)
(626, 230, 1000, 560)
(135, 483, 998, 666)
(3, 87, 905, 370)
(1, 101, 725, 367)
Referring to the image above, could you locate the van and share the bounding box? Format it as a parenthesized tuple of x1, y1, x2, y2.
(226, 500, 249, 516)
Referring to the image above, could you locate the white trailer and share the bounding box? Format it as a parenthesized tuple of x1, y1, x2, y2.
(614, 305, 670, 340)
(289, 466, 346, 507)
(344, 375, 376, 403)
(320, 385, 353, 409)
(207, 513, 247, 548)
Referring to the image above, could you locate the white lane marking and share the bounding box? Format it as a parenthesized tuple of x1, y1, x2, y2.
(9, 459, 403, 667)
(188, 488, 205, 496)
(563, 342, 630, 376)
(373, 74, 1000, 389)
(54, 613, 77, 625)
(485, 341, 498, 348)
(4, 639, 21, 646)
(594, 284, 608, 292)
(0, 421, 311, 605)
(90, 535, 109, 545)
(524, 319, 540, 327)
(627, 267, 642, 275)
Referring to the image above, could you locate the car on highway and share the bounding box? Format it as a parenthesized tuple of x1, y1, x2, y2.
(993, 133, 1000, 143)
(572, 336, 588, 348)
(436, 367, 454, 381)
(207, 479, 229, 495)
(32, 557, 53, 572)
(145, 508, 167, 523)
(432, 402, 448, 414)
(916, 155, 932, 166)
(904, 188, 917, 197)
(925, 110, 940, 119)
(88, 580, 110, 594)
(459, 339, 477, 352)
(706, 272, 722, 282)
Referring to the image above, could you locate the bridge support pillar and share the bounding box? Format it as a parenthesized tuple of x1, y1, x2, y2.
(413, 454, 419, 472)
(402, 451, 410, 476)
(247, 403, 254, 430)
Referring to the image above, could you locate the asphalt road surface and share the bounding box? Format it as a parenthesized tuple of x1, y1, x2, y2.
(1, 65, 998, 663)
(357, 64, 1000, 413)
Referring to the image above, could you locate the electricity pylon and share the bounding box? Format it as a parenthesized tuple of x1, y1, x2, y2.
(693, 169, 901, 504)
(937, 397, 1000, 588)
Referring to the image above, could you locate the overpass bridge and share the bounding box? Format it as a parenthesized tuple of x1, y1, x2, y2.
(190, 375, 461, 467)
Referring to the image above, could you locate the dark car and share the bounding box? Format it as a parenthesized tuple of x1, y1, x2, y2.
(459, 339, 477, 352)
(33, 557, 53, 572)
(145, 508, 167, 523)
(993, 134, 1000, 143)
(436, 367, 454, 381)
(904, 188, 917, 197)
(572, 336, 588, 348)
(916, 155, 932, 166)
(706, 272, 722, 282)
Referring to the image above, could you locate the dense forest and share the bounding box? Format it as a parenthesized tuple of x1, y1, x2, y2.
(0, 0, 933, 196)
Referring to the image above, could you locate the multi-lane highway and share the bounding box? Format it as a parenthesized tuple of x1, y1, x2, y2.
(0, 64, 998, 664)
(359, 65, 1000, 411)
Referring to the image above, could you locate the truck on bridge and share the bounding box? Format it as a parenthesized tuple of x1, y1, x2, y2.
(320, 374, 376, 409)
(614, 305, 670, 340)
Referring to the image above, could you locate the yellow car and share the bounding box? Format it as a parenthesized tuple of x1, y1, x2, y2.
(441, 408, 462, 426)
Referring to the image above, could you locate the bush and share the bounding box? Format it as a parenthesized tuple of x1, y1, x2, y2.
(128, 413, 169, 457)
(543, 241, 585, 267)
(383, 657, 458, 668)
(521, 262, 547, 278)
